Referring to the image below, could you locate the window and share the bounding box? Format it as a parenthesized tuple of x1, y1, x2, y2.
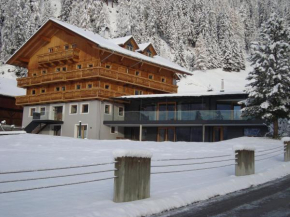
(33, 73, 37, 77)
(88, 64, 93, 68)
(41, 89, 46, 93)
(147, 52, 152, 57)
(56, 67, 61, 72)
(126, 41, 133, 51)
(64, 44, 70, 50)
(76, 84, 81, 90)
(148, 74, 154, 79)
(72, 43, 77, 49)
(105, 84, 110, 90)
(29, 108, 36, 117)
(118, 107, 124, 116)
(134, 90, 143, 95)
(70, 105, 78, 114)
(42, 70, 47, 74)
(55, 87, 60, 92)
(31, 90, 36, 95)
(105, 65, 111, 69)
(76, 64, 82, 69)
(62, 67, 67, 71)
(110, 126, 118, 134)
(135, 71, 140, 76)
(87, 84, 92, 89)
(104, 104, 111, 114)
(81, 104, 89, 114)
(48, 48, 53, 53)
(62, 86, 66, 91)
(161, 77, 166, 83)
(40, 107, 45, 115)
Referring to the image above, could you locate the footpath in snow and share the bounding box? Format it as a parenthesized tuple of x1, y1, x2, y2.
(0, 134, 289, 217)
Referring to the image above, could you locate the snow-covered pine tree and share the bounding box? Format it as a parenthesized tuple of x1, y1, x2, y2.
(243, 13, 290, 138)
(194, 34, 208, 71)
(60, 0, 73, 21)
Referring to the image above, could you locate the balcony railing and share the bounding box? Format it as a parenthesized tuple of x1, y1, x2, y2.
(15, 88, 124, 105)
(17, 66, 177, 93)
(37, 48, 80, 65)
(32, 111, 63, 121)
(104, 110, 251, 122)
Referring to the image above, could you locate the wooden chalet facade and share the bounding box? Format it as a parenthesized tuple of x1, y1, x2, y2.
(6, 18, 190, 139)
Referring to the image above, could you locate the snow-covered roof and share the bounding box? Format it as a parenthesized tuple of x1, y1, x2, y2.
(6, 18, 192, 75)
(0, 77, 26, 97)
(119, 91, 246, 100)
(136, 42, 151, 52)
(108, 35, 133, 45)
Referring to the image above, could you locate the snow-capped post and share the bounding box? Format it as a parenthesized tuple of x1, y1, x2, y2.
(282, 138, 290, 162)
(113, 149, 152, 203)
(234, 146, 255, 176)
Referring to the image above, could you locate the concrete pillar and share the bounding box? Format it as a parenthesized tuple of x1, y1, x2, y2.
(113, 150, 151, 203)
(139, 125, 143, 141)
(235, 150, 255, 176)
(284, 141, 290, 162)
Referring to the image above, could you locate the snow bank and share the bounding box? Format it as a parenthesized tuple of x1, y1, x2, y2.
(233, 145, 256, 151)
(281, 137, 290, 142)
(113, 149, 152, 158)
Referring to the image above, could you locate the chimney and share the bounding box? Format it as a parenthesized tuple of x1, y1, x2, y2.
(220, 79, 225, 92)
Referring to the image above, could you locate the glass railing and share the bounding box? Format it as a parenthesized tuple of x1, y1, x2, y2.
(32, 111, 63, 121)
(104, 110, 252, 121)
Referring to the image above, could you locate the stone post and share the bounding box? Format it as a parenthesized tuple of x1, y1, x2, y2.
(284, 141, 290, 162)
(235, 149, 255, 176)
(113, 150, 152, 203)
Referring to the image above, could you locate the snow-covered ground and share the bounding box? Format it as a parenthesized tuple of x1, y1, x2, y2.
(0, 134, 289, 217)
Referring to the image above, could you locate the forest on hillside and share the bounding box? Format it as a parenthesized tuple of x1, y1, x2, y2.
(0, 0, 290, 75)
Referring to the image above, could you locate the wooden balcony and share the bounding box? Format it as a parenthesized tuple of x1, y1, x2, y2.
(17, 67, 178, 93)
(15, 88, 125, 106)
(37, 48, 79, 66)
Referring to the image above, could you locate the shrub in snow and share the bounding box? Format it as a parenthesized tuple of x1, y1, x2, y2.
(243, 13, 290, 139)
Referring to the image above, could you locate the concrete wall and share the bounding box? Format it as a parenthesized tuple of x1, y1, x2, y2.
(23, 100, 124, 140)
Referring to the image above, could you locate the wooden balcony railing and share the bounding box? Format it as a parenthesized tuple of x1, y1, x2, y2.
(15, 88, 125, 105)
(37, 49, 80, 65)
(17, 67, 178, 93)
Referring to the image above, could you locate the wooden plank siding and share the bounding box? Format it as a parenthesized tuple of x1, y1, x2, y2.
(14, 24, 178, 106)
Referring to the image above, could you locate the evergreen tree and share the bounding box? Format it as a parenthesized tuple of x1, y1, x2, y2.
(243, 13, 290, 138)
(194, 34, 208, 70)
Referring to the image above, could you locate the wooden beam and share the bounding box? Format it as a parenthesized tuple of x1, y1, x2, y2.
(40, 35, 51, 42)
(18, 58, 29, 63)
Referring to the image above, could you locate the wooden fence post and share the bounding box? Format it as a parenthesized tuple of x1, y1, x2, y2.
(235, 148, 255, 176)
(113, 150, 152, 203)
(284, 141, 290, 162)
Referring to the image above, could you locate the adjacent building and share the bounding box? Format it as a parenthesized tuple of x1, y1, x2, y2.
(0, 78, 25, 127)
(6, 18, 267, 141)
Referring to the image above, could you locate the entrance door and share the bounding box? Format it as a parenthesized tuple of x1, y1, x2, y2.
(54, 106, 63, 121)
(53, 125, 61, 136)
(158, 127, 175, 142)
(77, 125, 88, 139)
(213, 127, 223, 142)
